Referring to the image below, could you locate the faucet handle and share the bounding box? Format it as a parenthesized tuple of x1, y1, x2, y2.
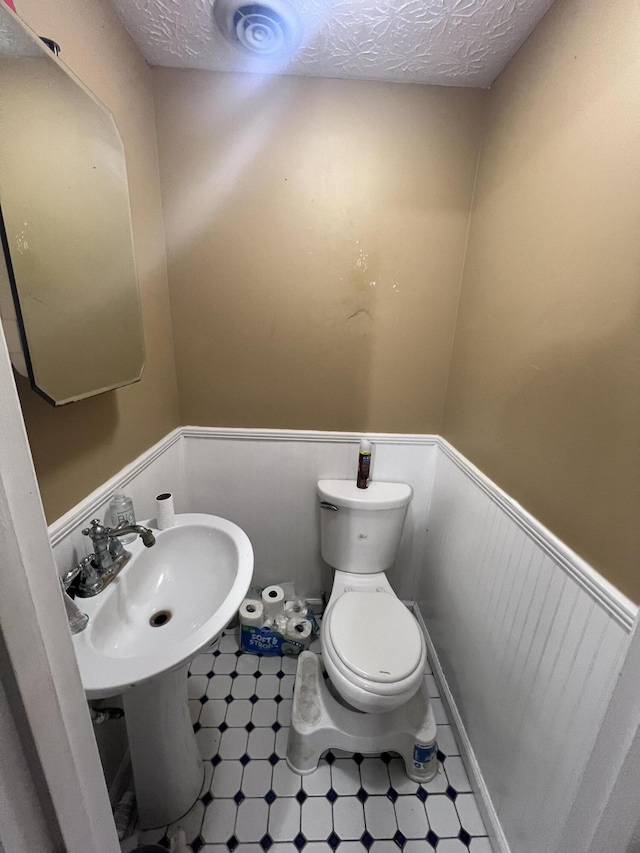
(62, 555, 95, 589)
(77, 556, 104, 597)
(64, 554, 105, 598)
(82, 519, 106, 538)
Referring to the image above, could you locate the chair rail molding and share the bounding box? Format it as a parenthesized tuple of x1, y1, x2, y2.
(437, 438, 636, 630)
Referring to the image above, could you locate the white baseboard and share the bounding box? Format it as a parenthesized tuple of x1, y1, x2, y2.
(413, 603, 511, 853)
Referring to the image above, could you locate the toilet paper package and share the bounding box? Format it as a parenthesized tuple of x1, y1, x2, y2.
(239, 584, 318, 656)
(241, 621, 312, 656)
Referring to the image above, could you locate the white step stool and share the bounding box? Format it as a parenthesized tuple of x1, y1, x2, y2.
(286, 651, 438, 782)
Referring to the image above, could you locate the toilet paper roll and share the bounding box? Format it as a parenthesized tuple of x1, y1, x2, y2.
(262, 585, 285, 618)
(285, 616, 312, 642)
(156, 492, 175, 530)
(239, 599, 264, 628)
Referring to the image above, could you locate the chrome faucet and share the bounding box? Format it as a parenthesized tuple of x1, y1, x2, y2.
(70, 518, 156, 597)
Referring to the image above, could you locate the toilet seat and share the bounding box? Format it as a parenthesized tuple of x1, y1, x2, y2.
(322, 589, 427, 713)
(325, 592, 423, 683)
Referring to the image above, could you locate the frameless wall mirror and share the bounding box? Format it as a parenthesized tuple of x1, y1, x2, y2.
(0, 4, 144, 405)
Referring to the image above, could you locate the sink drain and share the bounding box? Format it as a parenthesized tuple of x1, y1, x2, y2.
(149, 610, 172, 627)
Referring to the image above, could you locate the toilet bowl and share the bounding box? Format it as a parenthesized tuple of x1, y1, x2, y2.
(286, 477, 437, 782)
(321, 575, 427, 713)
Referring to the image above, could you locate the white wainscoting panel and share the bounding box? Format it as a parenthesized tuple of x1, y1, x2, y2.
(182, 428, 437, 600)
(49, 429, 185, 577)
(419, 441, 636, 853)
(47, 425, 638, 853)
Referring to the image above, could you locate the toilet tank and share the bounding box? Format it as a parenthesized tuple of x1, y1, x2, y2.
(317, 480, 413, 574)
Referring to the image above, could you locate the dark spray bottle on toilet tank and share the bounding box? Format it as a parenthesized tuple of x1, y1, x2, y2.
(356, 439, 372, 489)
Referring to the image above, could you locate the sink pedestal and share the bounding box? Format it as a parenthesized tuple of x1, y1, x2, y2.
(123, 665, 204, 828)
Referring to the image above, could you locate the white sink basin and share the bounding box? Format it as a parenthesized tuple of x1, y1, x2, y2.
(72, 512, 254, 828)
(73, 513, 254, 698)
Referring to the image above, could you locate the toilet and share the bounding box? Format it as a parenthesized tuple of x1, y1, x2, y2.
(286, 479, 438, 782)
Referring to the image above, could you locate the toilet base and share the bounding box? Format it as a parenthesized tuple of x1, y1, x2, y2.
(286, 651, 438, 783)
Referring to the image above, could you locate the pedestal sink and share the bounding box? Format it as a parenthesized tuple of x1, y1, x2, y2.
(71, 513, 253, 828)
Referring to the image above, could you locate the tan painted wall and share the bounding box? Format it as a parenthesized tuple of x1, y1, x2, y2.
(443, 0, 640, 600)
(10, 0, 179, 522)
(152, 69, 486, 434)
(13, 0, 635, 604)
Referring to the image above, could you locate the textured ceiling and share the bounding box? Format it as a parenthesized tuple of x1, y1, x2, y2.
(109, 0, 556, 88)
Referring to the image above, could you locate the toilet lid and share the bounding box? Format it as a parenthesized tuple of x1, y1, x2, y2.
(326, 593, 423, 683)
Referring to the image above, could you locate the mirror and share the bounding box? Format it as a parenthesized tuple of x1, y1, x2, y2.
(0, 5, 144, 405)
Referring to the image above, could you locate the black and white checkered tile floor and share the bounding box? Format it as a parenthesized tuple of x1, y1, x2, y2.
(137, 628, 494, 853)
